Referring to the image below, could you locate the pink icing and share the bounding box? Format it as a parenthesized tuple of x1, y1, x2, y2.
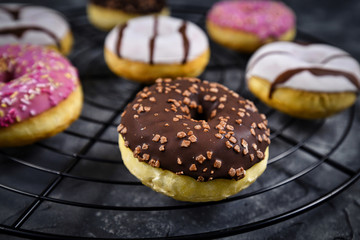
(0, 44, 79, 128)
(207, 0, 295, 39)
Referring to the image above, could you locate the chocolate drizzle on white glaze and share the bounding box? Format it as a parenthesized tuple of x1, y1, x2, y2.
(178, 21, 189, 64)
(0, 5, 26, 20)
(116, 23, 128, 58)
(269, 67, 360, 98)
(118, 77, 270, 182)
(0, 26, 61, 49)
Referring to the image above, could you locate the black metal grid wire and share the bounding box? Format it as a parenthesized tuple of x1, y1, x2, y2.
(0, 4, 359, 240)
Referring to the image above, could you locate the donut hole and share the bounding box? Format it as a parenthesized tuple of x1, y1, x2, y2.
(189, 100, 218, 122)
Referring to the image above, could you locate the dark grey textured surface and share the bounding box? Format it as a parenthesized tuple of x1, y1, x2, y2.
(0, 0, 359, 239)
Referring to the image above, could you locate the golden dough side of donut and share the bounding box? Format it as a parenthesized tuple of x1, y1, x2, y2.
(206, 20, 296, 53)
(46, 30, 74, 56)
(248, 76, 357, 119)
(119, 134, 268, 202)
(0, 86, 83, 147)
(104, 48, 210, 83)
(87, 3, 170, 31)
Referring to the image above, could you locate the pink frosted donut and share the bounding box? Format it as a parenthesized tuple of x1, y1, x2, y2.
(0, 44, 83, 147)
(206, 0, 296, 52)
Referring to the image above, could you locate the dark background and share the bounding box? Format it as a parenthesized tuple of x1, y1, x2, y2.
(0, 0, 359, 239)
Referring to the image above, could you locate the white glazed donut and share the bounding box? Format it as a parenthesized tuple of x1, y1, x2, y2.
(104, 15, 210, 83)
(0, 4, 73, 55)
(246, 41, 360, 118)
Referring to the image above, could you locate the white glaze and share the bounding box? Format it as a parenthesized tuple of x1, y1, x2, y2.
(246, 41, 360, 92)
(105, 16, 209, 64)
(0, 4, 70, 46)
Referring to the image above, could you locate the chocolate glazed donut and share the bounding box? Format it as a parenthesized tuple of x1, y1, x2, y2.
(118, 78, 270, 202)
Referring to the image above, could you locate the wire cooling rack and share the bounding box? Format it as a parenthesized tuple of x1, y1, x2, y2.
(0, 4, 359, 240)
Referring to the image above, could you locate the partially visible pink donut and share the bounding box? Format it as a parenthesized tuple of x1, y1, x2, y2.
(206, 0, 296, 52)
(0, 44, 83, 147)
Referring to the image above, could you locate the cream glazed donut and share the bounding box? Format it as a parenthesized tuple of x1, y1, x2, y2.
(206, 0, 296, 52)
(87, 0, 170, 31)
(0, 4, 73, 55)
(246, 41, 360, 118)
(118, 77, 270, 202)
(0, 44, 83, 147)
(104, 16, 210, 83)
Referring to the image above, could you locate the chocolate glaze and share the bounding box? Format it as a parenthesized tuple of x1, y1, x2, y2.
(269, 67, 360, 98)
(116, 23, 128, 58)
(90, 0, 166, 14)
(320, 53, 351, 64)
(178, 21, 189, 64)
(0, 5, 26, 20)
(149, 16, 158, 65)
(119, 78, 270, 182)
(0, 26, 61, 49)
(246, 50, 291, 73)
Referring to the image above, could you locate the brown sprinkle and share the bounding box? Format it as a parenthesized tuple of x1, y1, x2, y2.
(243, 148, 249, 155)
(227, 125, 234, 131)
(238, 112, 245, 117)
(250, 128, 256, 136)
(160, 136, 168, 144)
(183, 97, 190, 105)
(177, 158, 182, 165)
(196, 154, 206, 164)
(142, 143, 149, 150)
(241, 139, 248, 148)
(120, 127, 127, 134)
(236, 119, 243, 125)
(236, 167, 245, 177)
(252, 143, 258, 150)
(250, 154, 255, 161)
(187, 130, 194, 136)
(159, 145, 165, 151)
(215, 133, 222, 139)
(257, 150, 264, 159)
(181, 140, 191, 147)
(207, 151, 213, 159)
(228, 168, 236, 177)
(210, 109, 217, 118)
(258, 134, 263, 142)
(194, 125, 202, 130)
(152, 134, 160, 142)
(229, 136, 237, 144)
(226, 141, 233, 149)
(214, 159, 222, 168)
(176, 171, 184, 175)
(219, 96, 227, 102)
(203, 168, 208, 172)
(204, 95, 211, 101)
(134, 114, 139, 119)
(134, 146, 141, 155)
(144, 106, 151, 112)
(117, 124, 124, 132)
(177, 131, 186, 138)
(234, 145, 241, 153)
(189, 164, 197, 171)
(149, 97, 156, 102)
(188, 135, 197, 143)
(197, 176, 205, 182)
